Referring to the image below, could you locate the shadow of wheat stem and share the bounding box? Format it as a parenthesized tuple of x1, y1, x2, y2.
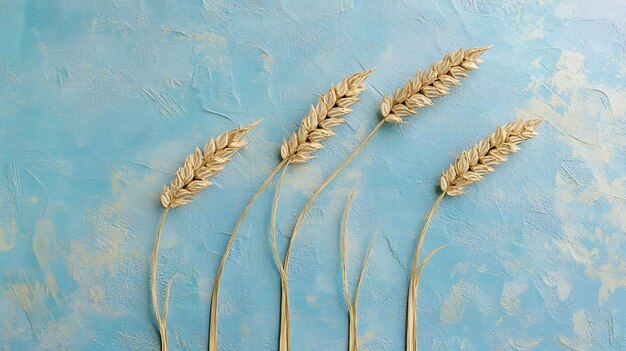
(405, 118, 542, 351)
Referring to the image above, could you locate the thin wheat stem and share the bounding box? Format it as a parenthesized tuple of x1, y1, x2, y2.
(279, 274, 291, 351)
(208, 159, 287, 351)
(341, 186, 375, 351)
(283, 119, 385, 274)
(341, 185, 357, 315)
(409, 192, 445, 280)
(272, 164, 289, 275)
(354, 238, 374, 312)
(406, 192, 444, 351)
(152, 206, 170, 351)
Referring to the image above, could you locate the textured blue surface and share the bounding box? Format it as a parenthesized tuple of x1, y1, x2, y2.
(1, 1, 625, 350)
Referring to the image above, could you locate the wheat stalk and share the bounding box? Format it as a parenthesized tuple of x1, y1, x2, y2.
(406, 118, 542, 351)
(340, 186, 374, 351)
(281, 45, 491, 279)
(208, 68, 373, 351)
(151, 122, 258, 351)
(273, 47, 489, 351)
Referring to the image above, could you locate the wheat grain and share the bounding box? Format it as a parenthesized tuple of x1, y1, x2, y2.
(208, 69, 374, 351)
(280, 69, 375, 164)
(406, 118, 542, 351)
(380, 46, 492, 123)
(152, 122, 258, 351)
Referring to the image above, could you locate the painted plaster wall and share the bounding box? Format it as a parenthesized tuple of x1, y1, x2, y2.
(1, 0, 625, 350)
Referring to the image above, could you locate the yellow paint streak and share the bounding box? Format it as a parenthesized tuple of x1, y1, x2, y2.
(0, 221, 17, 252)
(439, 280, 463, 326)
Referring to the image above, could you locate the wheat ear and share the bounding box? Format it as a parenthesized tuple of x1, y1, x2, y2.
(380, 46, 492, 123)
(208, 69, 373, 351)
(406, 118, 542, 351)
(151, 121, 258, 351)
(340, 186, 374, 351)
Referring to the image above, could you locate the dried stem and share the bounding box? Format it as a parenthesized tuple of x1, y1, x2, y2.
(406, 118, 542, 351)
(271, 164, 291, 351)
(341, 186, 374, 351)
(151, 206, 170, 351)
(406, 192, 444, 351)
(283, 120, 385, 275)
(209, 159, 287, 351)
(208, 69, 373, 351)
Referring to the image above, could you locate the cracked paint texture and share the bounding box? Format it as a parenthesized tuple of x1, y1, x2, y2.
(1, 0, 625, 350)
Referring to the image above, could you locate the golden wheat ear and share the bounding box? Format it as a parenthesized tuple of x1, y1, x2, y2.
(280, 68, 376, 163)
(380, 46, 492, 123)
(160, 120, 261, 208)
(440, 118, 542, 196)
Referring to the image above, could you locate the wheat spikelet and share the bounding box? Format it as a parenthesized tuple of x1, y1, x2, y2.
(280, 68, 375, 163)
(380, 46, 492, 123)
(160, 121, 260, 208)
(440, 118, 542, 196)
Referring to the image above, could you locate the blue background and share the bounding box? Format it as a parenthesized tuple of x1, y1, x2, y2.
(1, 0, 625, 350)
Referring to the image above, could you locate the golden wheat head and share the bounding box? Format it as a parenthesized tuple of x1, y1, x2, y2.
(160, 121, 260, 208)
(440, 118, 542, 196)
(380, 46, 492, 123)
(280, 68, 375, 163)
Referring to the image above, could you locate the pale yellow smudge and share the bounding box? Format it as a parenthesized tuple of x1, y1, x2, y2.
(0, 221, 17, 252)
(32, 219, 62, 297)
(439, 280, 464, 326)
(460, 337, 467, 349)
(241, 320, 248, 337)
(261, 51, 272, 73)
(306, 294, 317, 305)
(542, 271, 572, 300)
(500, 281, 527, 314)
(521, 15, 544, 41)
(30, 197, 39, 203)
(45, 275, 60, 303)
(507, 337, 541, 349)
(111, 170, 123, 193)
(555, 2, 578, 19)
(559, 309, 592, 350)
(518, 49, 626, 304)
(496, 315, 503, 326)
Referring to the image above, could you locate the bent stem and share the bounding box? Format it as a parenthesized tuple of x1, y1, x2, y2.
(406, 191, 445, 351)
(284, 119, 385, 274)
(152, 206, 171, 351)
(341, 186, 374, 351)
(209, 159, 288, 351)
(271, 163, 291, 351)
